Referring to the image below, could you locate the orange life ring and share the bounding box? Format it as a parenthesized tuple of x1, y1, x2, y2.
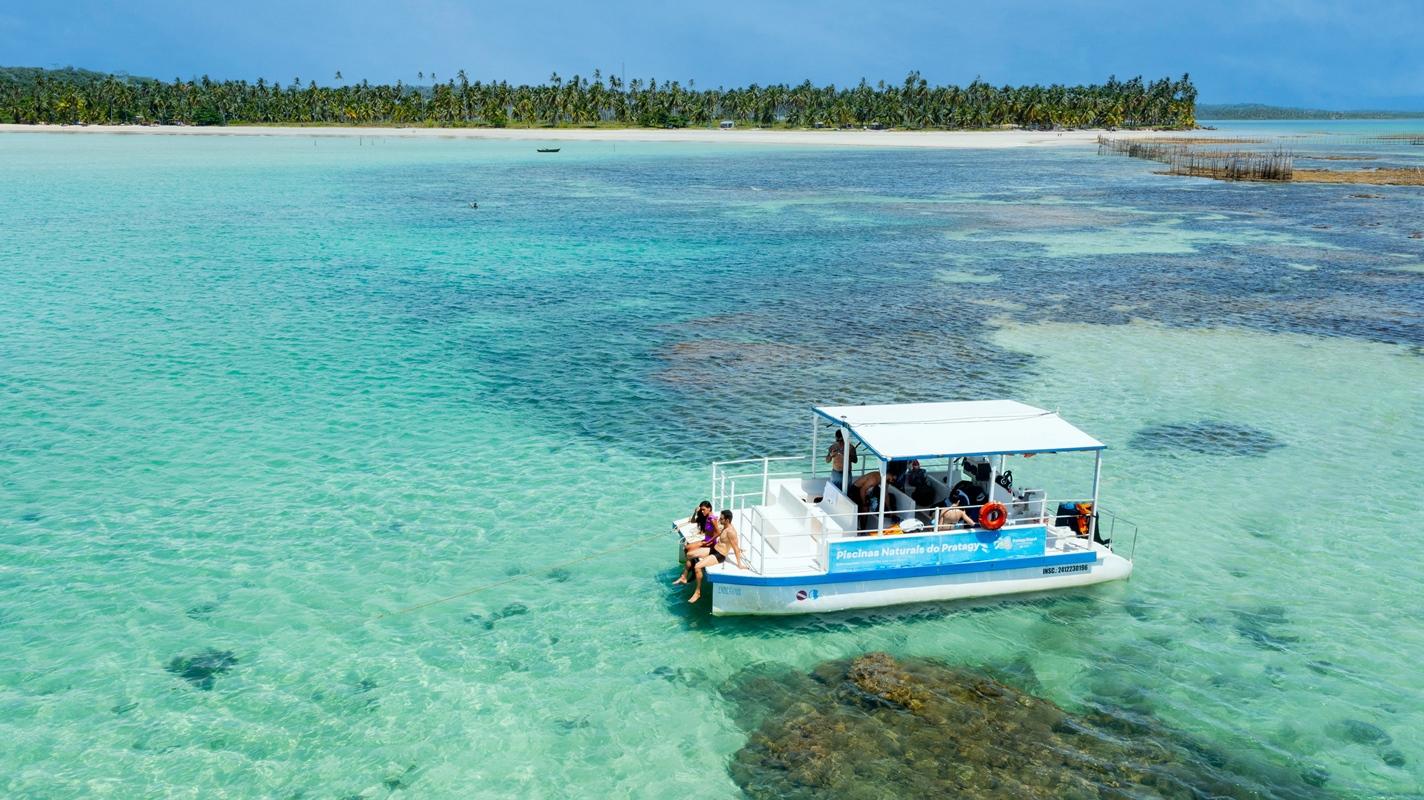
(980, 502, 1007, 531)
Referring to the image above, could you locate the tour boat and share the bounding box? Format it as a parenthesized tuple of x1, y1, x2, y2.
(675, 400, 1137, 615)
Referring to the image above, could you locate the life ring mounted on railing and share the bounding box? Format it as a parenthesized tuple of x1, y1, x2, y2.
(980, 502, 1007, 531)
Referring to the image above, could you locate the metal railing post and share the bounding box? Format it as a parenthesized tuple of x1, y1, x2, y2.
(876, 459, 887, 533)
(1089, 450, 1102, 542)
(749, 507, 757, 571)
(754, 506, 766, 573)
(810, 415, 818, 479)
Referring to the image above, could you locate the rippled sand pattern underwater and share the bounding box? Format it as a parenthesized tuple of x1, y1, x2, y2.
(1, 126, 1421, 798)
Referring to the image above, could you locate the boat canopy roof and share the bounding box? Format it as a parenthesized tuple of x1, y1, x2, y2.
(814, 400, 1104, 461)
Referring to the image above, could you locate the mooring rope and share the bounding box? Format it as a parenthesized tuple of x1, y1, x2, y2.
(375, 528, 672, 619)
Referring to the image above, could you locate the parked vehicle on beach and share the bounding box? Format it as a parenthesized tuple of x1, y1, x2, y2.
(675, 400, 1137, 615)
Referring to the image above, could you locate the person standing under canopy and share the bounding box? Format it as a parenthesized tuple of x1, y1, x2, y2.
(825, 430, 858, 491)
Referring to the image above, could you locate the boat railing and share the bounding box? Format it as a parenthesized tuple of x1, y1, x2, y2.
(710, 455, 813, 513)
(1095, 507, 1140, 559)
(739, 504, 827, 575)
(733, 496, 1114, 576)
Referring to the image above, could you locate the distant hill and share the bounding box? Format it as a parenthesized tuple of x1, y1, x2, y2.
(0, 65, 156, 85)
(1198, 102, 1424, 120)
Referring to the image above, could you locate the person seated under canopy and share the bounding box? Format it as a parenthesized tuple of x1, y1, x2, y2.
(849, 470, 880, 508)
(937, 501, 977, 530)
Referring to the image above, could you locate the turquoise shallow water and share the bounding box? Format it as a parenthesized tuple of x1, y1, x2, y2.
(1, 123, 1422, 798)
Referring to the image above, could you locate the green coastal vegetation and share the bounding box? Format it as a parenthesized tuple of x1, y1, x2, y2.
(0, 66, 1197, 129)
(1198, 102, 1424, 120)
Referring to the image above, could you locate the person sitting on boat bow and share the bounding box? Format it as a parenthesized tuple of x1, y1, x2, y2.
(675, 502, 719, 585)
(684, 510, 745, 603)
(683, 501, 716, 556)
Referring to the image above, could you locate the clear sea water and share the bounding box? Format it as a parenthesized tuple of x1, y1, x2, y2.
(1, 121, 1421, 798)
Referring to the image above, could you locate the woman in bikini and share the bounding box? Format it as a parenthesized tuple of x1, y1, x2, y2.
(686, 510, 746, 603)
(674, 502, 718, 586)
(937, 500, 977, 530)
(682, 501, 716, 556)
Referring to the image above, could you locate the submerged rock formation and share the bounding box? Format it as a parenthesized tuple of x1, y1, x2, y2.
(463, 602, 530, 630)
(165, 648, 238, 690)
(1128, 420, 1285, 457)
(728, 653, 1327, 800)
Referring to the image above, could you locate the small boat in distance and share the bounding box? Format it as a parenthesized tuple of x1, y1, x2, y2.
(536, 148, 561, 153)
(676, 400, 1138, 615)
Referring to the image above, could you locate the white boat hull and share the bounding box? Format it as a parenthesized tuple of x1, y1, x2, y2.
(708, 548, 1132, 616)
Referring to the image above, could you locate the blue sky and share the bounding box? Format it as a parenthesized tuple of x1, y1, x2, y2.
(3, 0, 1421, 108)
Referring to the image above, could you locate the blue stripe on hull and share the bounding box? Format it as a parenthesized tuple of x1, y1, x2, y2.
(707, 550, 1097, 587)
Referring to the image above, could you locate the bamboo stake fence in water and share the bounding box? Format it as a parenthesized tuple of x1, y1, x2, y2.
(1098, 136, 1294, 181)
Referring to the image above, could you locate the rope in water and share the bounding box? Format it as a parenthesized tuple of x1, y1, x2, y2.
(374, 528, 672, 619)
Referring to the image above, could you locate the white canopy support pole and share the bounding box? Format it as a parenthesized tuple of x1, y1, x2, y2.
(810, 415, 818, 479)
(986, 458, 996, 515)
(1090, 450, 1102, 541)
(876, 458, 888, 534)
(840, 419, 851, 494)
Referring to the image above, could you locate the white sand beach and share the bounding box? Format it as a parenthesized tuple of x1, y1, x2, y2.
(0, 123, 1177, 149)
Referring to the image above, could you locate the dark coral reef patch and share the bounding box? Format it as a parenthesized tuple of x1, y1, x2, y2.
(728, 653, 1327, 800)
(165, 648, 238, 690)
(1129, 420, 1285, 456)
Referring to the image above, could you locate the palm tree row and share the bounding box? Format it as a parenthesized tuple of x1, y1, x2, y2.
(0, 68, 1196, 129)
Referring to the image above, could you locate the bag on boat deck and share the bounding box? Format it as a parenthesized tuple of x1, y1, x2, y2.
(910, 482, 937, 510)
(950, 481, 987, 521)
(1056, 501, 1107, 544)
(904, 465, 928, 490)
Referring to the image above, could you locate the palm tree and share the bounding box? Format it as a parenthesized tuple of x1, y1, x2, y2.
(1, 67, 1197, 130)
